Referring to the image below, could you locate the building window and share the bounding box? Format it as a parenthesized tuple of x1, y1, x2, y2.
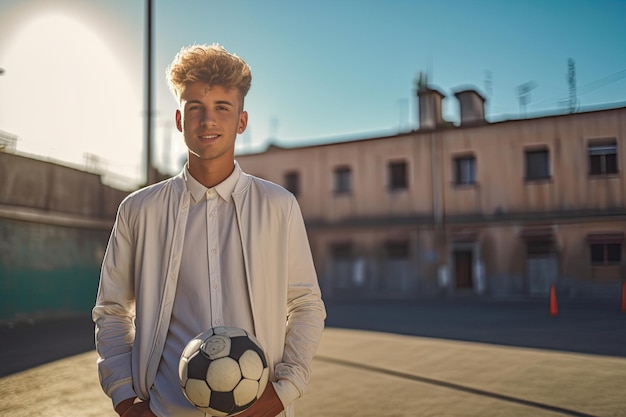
(589, 140, 618, 175)
(526, 240, 553, 256)
(453, 154, 476, 185)
(385, 241, 410, 259)
(284, 171, 299, 197)
(334, 166, 352, 194)
(525, 148, 550, 181)
(331, 242, 352, 260)
(388, 160, 408, 190)
(591, 243, 621, 265)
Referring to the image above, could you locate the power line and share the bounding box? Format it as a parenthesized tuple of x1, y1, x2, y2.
(577, 68, 626, 96)
(528, 68, 626, 110)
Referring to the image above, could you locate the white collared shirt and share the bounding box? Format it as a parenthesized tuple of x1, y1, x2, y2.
(151, 164, 253, 417)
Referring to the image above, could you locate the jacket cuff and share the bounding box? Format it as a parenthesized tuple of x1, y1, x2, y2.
(111, 384, 137, 409)
(272, 379, 300, 409)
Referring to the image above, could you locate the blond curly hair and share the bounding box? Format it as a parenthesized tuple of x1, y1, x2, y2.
(166, 43, 252, 105)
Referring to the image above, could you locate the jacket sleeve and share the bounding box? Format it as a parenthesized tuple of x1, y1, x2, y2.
(273, 197, 326, 407)
(92, 202, 137, 407)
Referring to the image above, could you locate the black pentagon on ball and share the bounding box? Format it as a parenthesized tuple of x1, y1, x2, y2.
(228, 335, 268, 368)
(186, 350, 211, 380)
(209, 390, 236, 414)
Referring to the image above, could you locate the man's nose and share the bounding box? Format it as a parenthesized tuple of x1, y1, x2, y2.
(200, 109, 217, 126)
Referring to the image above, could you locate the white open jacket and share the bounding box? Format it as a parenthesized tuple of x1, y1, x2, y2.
(93, 164, 326, 417)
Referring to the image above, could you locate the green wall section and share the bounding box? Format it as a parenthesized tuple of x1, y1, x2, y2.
(0, 219, 109, 322)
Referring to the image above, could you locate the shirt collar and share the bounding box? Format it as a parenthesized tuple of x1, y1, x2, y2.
(184, 163, 240, 203)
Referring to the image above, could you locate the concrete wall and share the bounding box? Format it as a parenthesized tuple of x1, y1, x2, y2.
(0, 152, 125, 218)
(0, 152, 129, 323)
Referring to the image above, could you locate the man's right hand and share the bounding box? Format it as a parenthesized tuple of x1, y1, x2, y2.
(115, 398, 157, 417)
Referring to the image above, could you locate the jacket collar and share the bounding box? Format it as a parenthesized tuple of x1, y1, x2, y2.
(174, 160, 251, 201)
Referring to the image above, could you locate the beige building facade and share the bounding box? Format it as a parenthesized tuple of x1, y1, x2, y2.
(237, 86, 626, 300)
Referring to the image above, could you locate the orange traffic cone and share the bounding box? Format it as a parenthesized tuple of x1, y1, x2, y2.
(621, 282, 626, 313)
(549, 284, 558, 316)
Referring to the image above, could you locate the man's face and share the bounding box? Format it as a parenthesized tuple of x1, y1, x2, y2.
(176, 82, 248, 166)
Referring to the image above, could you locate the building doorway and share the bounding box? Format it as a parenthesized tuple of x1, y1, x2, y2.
(526, 256, 558, 296)
(525, 238, 558, 296)
(454, 249, 473, 289)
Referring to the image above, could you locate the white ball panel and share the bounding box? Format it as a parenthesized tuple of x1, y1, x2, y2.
(178, 356, 189, 382)
(201, 335, 231, 360)
(184, 378, 211, 407)
(213, 326, 247, 338)
(233, 379, 259, 406)
(257, 368, 270, 397)
(181, 337, 203, 359)
(239, 349, 264, 380)
(206, 357, 242, 391)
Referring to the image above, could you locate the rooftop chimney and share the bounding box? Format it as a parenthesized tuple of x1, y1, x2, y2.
(417, 86, 446, 130)
(454, 89, 486, 126)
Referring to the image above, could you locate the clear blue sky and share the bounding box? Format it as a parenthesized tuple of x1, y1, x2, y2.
(0, 0, 624, 186)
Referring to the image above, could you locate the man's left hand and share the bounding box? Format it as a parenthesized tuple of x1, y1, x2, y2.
(235, 382, 284, 417)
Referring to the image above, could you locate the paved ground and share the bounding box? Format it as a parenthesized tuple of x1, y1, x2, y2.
(1, 296, 625, 416)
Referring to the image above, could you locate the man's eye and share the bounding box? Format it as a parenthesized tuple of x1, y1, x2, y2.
(217, 106, 228, 111)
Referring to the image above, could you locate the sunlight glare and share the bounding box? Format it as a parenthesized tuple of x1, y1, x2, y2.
(0, 11, 143, 186)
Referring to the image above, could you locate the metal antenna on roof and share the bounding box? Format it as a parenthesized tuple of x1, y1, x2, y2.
(517, 81, 537, 117)
(568, 58, 578, 113)
(484, 70, 493, 98)
(484, 70, 492, 115)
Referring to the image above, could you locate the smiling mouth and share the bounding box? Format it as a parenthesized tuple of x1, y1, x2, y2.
(199, 134, 220, 141)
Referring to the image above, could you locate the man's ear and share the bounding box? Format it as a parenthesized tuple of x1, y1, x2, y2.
(238, 111, 248, 134)
(175, 109, 182, 132)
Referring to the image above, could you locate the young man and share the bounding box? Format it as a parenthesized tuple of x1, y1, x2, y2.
(93, 44, 326, 417)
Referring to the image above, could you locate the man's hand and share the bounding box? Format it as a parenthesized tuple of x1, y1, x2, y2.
(235, 383, 284, 417)
(115, 398, 157, 417)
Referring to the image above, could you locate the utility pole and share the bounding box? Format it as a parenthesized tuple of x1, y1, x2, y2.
(145, 0, 155, 185)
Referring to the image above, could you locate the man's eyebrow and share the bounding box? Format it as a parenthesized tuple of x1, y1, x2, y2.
(183, 99, 235, 107)
(215, 100, 234, 107)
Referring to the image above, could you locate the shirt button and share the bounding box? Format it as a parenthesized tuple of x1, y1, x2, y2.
(211, 248, 216, 254)
(209, 212, 214, 219)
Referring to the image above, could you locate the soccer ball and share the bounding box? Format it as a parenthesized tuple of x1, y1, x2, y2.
(179, 326, 269, 416)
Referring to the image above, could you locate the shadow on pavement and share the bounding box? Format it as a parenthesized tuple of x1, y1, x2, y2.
(0, 315, 95, 377)
(324, 297, 626, 358)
